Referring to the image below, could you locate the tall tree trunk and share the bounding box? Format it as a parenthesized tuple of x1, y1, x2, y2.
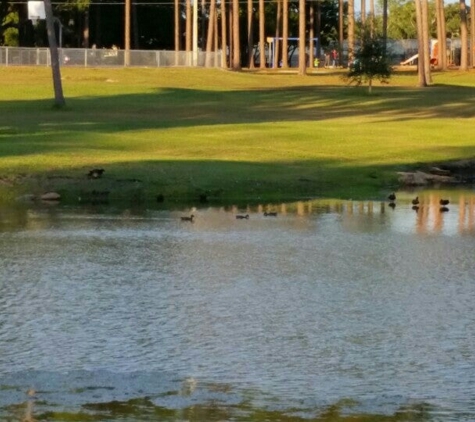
(247, 0, 255, 68)
(214, 7, 219, 66)
(339, 0, 343, 65)
(298, 0, 306, 75)
(44, 0, 65, 107)
(205, 0, 216, 66)
(316, 0, 321, 62)
(174, 0, 180, 65)
(274, 0, 282, 68)
(186, 0, 192, 65)
(435, 0, 447, 69)
(348, 0, 355, 63)
(361, 0, 366, 25)
(221, 0, 227, 68)
(471, 0, 475, 67)
(308, 1, 315, 68)
(259, 0, 265, 68)
(421, 0, 432, 82)
(415, 0, 427, 86)
(125, 0, 130, 65)
(282, 0, 289, 67)
(232, 0, 241, 69)
(382, 0, 388, 54)
(459, 0, 468, 70)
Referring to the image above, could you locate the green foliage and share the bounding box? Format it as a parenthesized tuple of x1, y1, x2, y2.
(345, 29, 392, 92)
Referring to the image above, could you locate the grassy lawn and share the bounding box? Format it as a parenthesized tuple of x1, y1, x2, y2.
(1, 66, 475, 206)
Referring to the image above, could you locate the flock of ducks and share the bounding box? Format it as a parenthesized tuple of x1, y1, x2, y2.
(181, 211, 278, 222)
(387, 193, 450, 213)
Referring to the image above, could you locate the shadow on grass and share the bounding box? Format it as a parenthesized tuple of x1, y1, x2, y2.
(1, 81, 475, 203)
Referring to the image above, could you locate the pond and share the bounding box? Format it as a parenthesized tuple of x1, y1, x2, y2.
(1, 190, 475, 421)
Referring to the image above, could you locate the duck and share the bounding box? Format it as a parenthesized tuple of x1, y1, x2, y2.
(439, 199, 450, 206)
(264, 212, 278, 217)
(387, 192, 396, 201)
(236, 214, 249, 220)
(181, 214, 194, 222)
(411, 196, 419, 205)
(88, 168, 105, 179)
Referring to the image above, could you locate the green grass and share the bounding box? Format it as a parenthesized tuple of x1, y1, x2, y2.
(1, 66, 475, 206)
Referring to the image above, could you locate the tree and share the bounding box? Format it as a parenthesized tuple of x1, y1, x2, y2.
(345, 28, 392, 93)
(44, 0, 66, 107)
(348, 0, 355, 63)
(232, 0, 241, 69)
(282, 0, 289, 67)
(415, 0, 428, 86)
(298, 0, 306, 74)
(259, 0, 266, 68)
(247, 0, 255, 68)
(459, 0, 468, 70)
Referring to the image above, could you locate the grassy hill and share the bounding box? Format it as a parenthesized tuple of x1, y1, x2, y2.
(1, 66, 475, 206)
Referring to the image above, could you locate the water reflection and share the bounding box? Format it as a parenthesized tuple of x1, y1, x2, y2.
(1, 190, 475, 421)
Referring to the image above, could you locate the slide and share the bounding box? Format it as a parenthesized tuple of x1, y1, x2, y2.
(400, 54, 418, 65)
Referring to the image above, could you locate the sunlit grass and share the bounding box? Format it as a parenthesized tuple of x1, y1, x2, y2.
(1, 66, 475, 204)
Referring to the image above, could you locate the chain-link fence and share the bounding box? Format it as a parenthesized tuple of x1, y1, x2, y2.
(0, 47, 223, 68)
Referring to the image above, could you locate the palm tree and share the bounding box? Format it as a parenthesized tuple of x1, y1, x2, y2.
(459, 0, 468, 70)
(44, 0, 65, 107)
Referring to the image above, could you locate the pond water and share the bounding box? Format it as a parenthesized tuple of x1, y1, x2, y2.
(1, 191, 475, 421)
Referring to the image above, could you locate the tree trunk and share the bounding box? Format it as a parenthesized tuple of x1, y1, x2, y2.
(274, 0, 282, 68)
(174, 0, 180, 65)
(282, 0, 289, 67)
(221, 0, 228, 68)
(44, 0, 65, 107)
(435, 0, 447, 69)
(382, 0, 388, 51)
(471, 0, 475, 67)
(247, 0, 255, 68)
(308, 2, 314, 69)
(83, 8, 89, 47)
(259, 0, 266, 68)
(232, 0, 241, 69)
(298, 0, 306, 75)
(415, 0, 427, 86)
(459, 0, 468, 70)
(421, 0, 432, 83)
(205, 0, 216, 67)
(339, 0, 344, 65)
(361, 0, 366, 25)
(125, 0, 130, 65)
(348, 0, 355, 63)
(316, 0, 321, 62)
(186, 0, 192, 65)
